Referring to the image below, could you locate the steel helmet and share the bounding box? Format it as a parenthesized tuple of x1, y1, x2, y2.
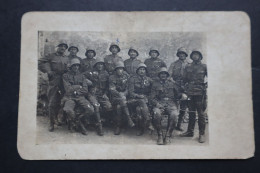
(149, 47, 160, 56)
(190, 49, 203, 60)
(109, 42, 120, 52)
(69, 58, 81, 68)
(93, 57, 105, 68)
(136, 63, 147, 74)
(85, 47, 96, 57)
(56, 40, 68, 49)
(114, 61, 125, 71)
(128, 47, 139, 56)
(176, 47, 188, 57)
(158, 67, 169, 77)
(68, 43, 79, 51)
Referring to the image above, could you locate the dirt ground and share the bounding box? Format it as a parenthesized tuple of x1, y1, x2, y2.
(36, 115, 209, 146)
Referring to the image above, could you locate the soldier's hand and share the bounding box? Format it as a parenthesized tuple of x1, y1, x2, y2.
(156, 103, 163, 108)
(47, 71, 55, 78)
(181, 93, 188, 100)
(136, 95, 145, 99)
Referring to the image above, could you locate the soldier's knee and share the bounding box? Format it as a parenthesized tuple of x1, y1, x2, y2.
(83, 104, 94, 114)
(153, 108, 161, 120)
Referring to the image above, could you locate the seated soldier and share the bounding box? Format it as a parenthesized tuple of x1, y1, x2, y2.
(128, 63, 154, 136)
(85, 57, 113, 136)
(109, 61, 135, 135)
(62, 58, 94, 135)
(150, 67, 184, 145)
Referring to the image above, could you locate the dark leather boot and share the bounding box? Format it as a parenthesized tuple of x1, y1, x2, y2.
(48, 123, 54, 132)
(122, 106, 135, 127)
(97, 123, 104, 136)
(114, 126, 121, 135)
(180, 131, 194, 137)
(79, 119, 87, 135)
(157, 133, 164, 145)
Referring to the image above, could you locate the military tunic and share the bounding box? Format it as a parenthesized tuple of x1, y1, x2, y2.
(124, 58, 141, 76)
(109, 73, 129, 104)
(104, 54, 123, 74)
(144, 58, 167, 80)
(81, 58, 97, 73)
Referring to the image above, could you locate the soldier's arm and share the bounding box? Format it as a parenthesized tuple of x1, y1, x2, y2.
(161, 60, 167, 68)
(109, 76, 120, 96)
(62, 73, 75, 95)
(128, 77, 139, 98)
(150, 83, 159, 106)
(77, 75, 89, 95)
(38, 54, 52, 74)
(168, 63, 175, 77)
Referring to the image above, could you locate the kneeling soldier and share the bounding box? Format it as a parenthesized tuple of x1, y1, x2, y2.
(151, 67, 183, 145)
(87, 57, 113, 136)
(62, 58, 94, 135)
(128, 63, 154, 136)
(109, 61, 135, 135)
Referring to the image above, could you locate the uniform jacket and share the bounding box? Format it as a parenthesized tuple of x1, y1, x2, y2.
(81, 58, 97, 72)
(39, 52, 69, 75)
(124, 58, 141, 76)
(109, 73, 129, 96)
(62, 70, 89, 98)
(88, 70, 110, 96)
(104, 54, 123, 74)
(128, 75, 152, 98)
(183, 61, 207, 96)
(144, 57, 167, 79)
(150, 78, 181, 105)
(168, 59, 188, 86)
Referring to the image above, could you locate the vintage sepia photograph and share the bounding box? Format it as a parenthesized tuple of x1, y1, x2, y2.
(37, 31, 208, 145)
(18, 12, 254, 159)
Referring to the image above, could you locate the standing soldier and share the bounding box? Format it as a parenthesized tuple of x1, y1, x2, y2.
(104, 43, 124, 75)
(81, 47, 97, 73)
(62, 58, 95, 135)
(168, 47, 189, 131)
(180, 50, 207, 143)
(124, 47, 141, 76)
(144, 47, 167, 80)
(128, 63, 154, 136)
(109, 61, 135, 135)
(150, 67, 183, 145)
(86, 57, 113, 136)
(67, 44, 83, 64)
(38, 41, 70, 132)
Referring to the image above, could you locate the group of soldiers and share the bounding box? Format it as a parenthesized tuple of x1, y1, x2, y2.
(38, 41, 207, 145)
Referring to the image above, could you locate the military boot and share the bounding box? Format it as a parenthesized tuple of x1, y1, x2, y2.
(199, 134, 206, 143)
(114, 126, 121, 135)
(97, 122, 104, 136)
(123, 106, 135, 127)
(157, 133, 164, 145)
(79, 119, 88, 135)
(180, 131, 194, 137)
(176, 112, 185, 131)
(48, 123, 54, 132)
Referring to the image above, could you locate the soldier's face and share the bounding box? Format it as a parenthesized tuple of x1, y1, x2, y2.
(116, 68, 124, 76)
(87, 51, 95, 58)
(96, 63, 104, 71)
(71, 64, 80, 72)
(129, 50, 138, 58)
(159, 73, 168, 80)
(57, 45, 67, 54)
(178, 53, 187, 60)
(137, 67, 146, 76)
(191, 53, 201, 61)
(69, 48, 78, 56)
(150, 51, 159, 58)
(111, 46, 119, 54)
